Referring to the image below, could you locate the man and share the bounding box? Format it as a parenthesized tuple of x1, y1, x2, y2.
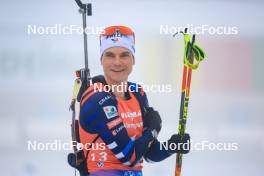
(79, 26, 190, 176)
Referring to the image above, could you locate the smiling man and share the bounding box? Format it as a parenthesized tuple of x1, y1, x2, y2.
(100, 46, 134, 99)
(78, 26, 190, 176)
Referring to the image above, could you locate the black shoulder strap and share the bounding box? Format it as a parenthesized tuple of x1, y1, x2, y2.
(77, 75, 106, 102)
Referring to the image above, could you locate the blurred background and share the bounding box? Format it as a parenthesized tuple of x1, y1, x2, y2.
(0, 0, 264, 176)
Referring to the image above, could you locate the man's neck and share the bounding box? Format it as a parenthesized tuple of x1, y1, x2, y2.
(105, 78, 128, 99)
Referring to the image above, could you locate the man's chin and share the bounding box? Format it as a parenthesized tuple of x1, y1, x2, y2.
(113, 79, 127, 84)
(109, 77, 127, 84)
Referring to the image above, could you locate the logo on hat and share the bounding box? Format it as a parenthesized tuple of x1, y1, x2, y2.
(108, 30, 122, 42)
(111, 38, 119, 42)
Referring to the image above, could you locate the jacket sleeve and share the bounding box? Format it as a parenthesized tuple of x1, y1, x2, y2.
(79, 91, 155, 166)
(144, 139, 172, 162)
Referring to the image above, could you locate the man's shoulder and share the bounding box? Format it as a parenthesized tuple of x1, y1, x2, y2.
(80, 83, 115, 107)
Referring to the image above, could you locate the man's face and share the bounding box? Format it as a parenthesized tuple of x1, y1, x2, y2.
(101, 47, 134, 85)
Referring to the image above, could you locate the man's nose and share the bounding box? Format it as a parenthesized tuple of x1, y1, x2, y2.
(113, 56, 122, 65)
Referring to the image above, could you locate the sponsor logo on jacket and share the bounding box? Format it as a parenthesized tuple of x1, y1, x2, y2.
(103, 106, 118, 119)
(98, 95, 111, 105)
(120, 111, 142, 119)
(107, 117, 122, 129)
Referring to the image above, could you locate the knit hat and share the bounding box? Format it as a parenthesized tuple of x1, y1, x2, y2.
(100, 26, 135, 57)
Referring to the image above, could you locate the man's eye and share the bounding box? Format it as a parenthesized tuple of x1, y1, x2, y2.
(105, 53, 115, 57)
(120, 53, 130, 58)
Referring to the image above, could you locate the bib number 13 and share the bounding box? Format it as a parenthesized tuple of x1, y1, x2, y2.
(91, 152, 107, 161)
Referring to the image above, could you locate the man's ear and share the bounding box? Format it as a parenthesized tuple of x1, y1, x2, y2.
(133, 57, 135, 65)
